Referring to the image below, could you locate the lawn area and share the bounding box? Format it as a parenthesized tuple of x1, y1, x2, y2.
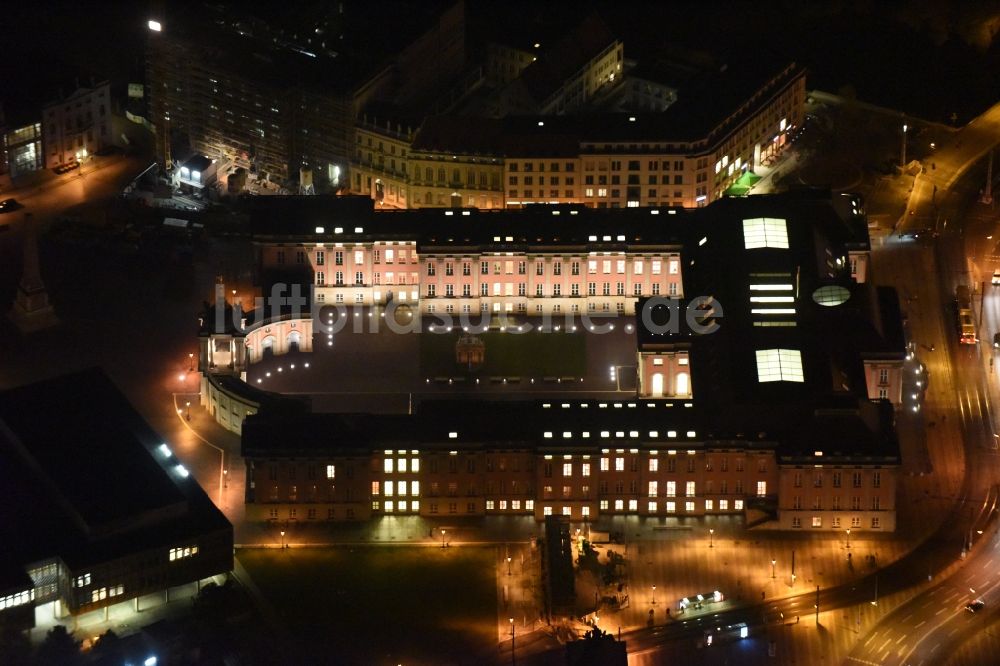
(723, 171, 761, 196)
(420, 330, 586, 377)
(238, 546, 498, 665)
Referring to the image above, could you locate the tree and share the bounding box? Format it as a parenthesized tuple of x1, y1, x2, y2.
(91, 628, 121, 658)
(36, 625, 82, 666)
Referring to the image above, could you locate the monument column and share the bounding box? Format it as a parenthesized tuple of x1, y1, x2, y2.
(8, 213, 58, 332)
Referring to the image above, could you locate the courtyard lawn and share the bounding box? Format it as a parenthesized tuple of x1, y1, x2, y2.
(238, 546, 498, 665)
(420, 330, 586, 377)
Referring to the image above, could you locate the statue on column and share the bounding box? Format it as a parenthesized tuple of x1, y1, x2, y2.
(8, 213, 59, 332)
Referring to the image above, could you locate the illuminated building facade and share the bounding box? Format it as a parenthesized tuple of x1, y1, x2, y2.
(350, 61, 805, 210)
(41, 79, 112, 169)
(227, 191, 904, 532)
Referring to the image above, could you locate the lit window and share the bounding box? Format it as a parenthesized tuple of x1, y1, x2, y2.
(385, 481, 394, 497)
(169, 546, 199, 562)
(628, 499, 638, 512)
(544, 506, 553, 516)
(326, 465, 335, 479)
(685, 501, 695, 512)
(614, 499, 624, 511)
(411, 481, 420, 495)
(411, 457, 420, 472)
(686, 481, 696, 497)
(742, 217, 789, 249)
(582, 506, 590, 517)
(582, 463, 591, 477)
(562, 506, 571, 516)
(384, 459, 393, 473)
(615, 457, 624, 471)
(734, 499, 744, 510)
(398, 481, 408, 496)
(486, 500, 495, 510)
(648, 481, 658, 497)
(371, 481, 380, 496)
(526, 500, 534, 510)
(649, 459, 658, 472)
(666, 501, 676, 513)
(755, 349, 804, 383)
(385, 501, 394, 512)
(600, 458, 609, 471)
(705, 499, 714, 511)
(757, 481, 767, 497)
(398, 458, 408, 473)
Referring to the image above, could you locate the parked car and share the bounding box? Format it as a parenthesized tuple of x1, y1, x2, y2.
(992, 269, 1000, 286)
(0, 198, 18, 213)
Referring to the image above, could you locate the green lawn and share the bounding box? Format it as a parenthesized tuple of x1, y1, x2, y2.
(420, 330, 586, 377)
(238, 546, 498, 665)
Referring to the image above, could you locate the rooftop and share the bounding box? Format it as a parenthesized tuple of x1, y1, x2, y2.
(0, 369, 231, 573)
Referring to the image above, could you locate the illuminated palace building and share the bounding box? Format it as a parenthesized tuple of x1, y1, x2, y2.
(204, 191, 906, 533)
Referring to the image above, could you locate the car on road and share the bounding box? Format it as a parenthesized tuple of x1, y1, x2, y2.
(965, 600, 985, 613)
(994, 333, 1000, 349)
(0, 198, 18, 213)
(992, 269, 1000, 286)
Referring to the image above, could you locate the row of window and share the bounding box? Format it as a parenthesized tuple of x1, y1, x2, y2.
(792, 516, 881, 529)
(425, 282, 677, 297)
(791, 496, 884, 510)
(0, 590, 34, 610)
(267, 464, 340, 481)
(169, 546, 200, 562)
(792, 471, 882, 488)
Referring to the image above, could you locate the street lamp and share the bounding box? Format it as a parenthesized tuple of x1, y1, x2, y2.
(709, 528, 714, 548)
(771, 559, 776, 579)
(651, 584, 657, 606)
(507, 556, 512, 576)
(845, 528, 851, 549)
(223, 468, 228, 488)
(188, 352, 194, 371)
(901, 123, 908, 167)
(509, 617, 515, 666)
(440, 528, 447, 548)
(185, 401, 191, 421)
(279, 530, 285, 549)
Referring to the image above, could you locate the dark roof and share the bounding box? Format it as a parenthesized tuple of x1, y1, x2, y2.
(516, 13, 617, 106)
(182, 155, 213, 172)
(411, 116, 507, 154)
(246, 195, 690, 249)
(0, 369, 231, 571)
(156, 0, 455, 96)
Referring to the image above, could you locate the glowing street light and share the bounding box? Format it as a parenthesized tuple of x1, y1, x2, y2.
(651, 584, 657, 606)
(148, 19, 162, 32)
(709, 528, 715, 548)
(507, 556, 512, 576)
(846, 528, 851, 549)
(771, 559, 776, 579)
(280, 530, 285, 549)
(188, 352, 194, 371)
(440, 528, 447, 548)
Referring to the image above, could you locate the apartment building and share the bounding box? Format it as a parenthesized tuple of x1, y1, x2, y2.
(41, 80, 112, 169)
(351, 59, 805, 210)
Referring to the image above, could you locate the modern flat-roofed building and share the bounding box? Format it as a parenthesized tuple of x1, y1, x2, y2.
(229, 190, 904, 532)
(0, 369, 233, 631)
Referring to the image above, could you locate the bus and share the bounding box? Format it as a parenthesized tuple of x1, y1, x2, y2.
(956, 285, 976, 344)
